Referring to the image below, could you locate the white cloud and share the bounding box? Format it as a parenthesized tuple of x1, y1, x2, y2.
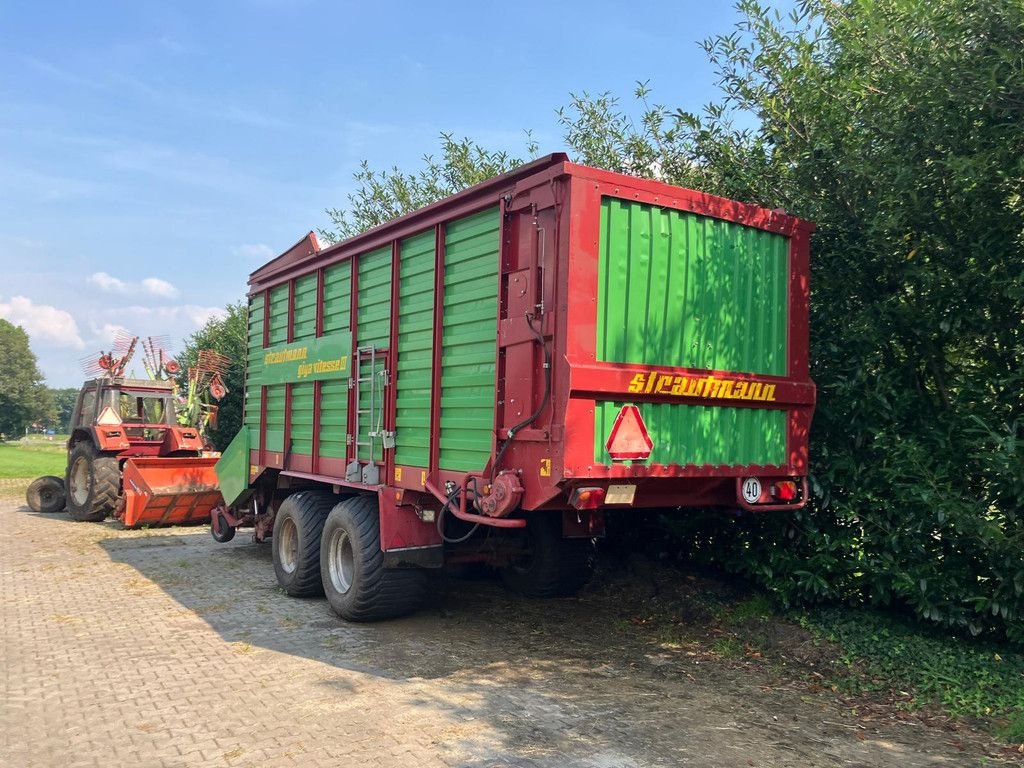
(0, 295, 84, 349)
(88, 271, 179, 299)
(88, 271, 128, 292)
(141, 277, 179, 298)
(91, 322, 129, 344)
(233, 243, 275, 261)
(118, 304, 226, 326)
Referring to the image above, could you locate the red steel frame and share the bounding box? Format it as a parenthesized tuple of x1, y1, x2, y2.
(245, 155, 816, 551)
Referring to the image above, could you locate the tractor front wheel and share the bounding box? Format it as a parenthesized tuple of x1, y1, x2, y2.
(65, 443, 120, 522)
(320, 495, 426, 622)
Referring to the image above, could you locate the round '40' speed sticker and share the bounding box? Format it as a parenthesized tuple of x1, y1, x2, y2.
(741, 477, 762, 504)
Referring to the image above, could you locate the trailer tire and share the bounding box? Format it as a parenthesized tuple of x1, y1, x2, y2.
(501, 513, 595, 598)
(321, 495, 426, 622)
(65, 443, 120, 522)
(272, 491, 334, 597)
(26, 475, 65, 514)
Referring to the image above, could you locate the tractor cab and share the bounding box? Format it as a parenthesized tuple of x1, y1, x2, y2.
(68, 378, 199, 456)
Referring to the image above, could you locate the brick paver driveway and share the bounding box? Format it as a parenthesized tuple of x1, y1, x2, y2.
(0, 497, 1001, 767)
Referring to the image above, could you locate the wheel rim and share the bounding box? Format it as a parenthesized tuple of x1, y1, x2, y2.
(328, 528, 354, 595)
(70, 457, 89, 506)
(278, 517, 298, 574)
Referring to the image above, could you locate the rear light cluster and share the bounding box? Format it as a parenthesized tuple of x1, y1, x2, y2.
(772, 480, 798, 502)
(569, 487, 606, 510)
(742, 476, 802, 505)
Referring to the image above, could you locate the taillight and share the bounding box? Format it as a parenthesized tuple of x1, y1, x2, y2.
(772, 481, 798, 502)
(569, 487, 606, 510)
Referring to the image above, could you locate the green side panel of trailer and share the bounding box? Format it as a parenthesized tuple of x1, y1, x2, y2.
(394, 230, 435, 468)
(245, 293, 265, 452)
(265, 384, 285, 453)
(293, 273, 318, 341)
(288, 274, 319, 456)
(356, 247, 392, 464)
(267, 284, 289, 346)
(439, 207, 500, 472)
(323, 262, 352, 334)
(263, 284, 291, 453)
(320, 263, 351, 460)
(594, 400, 787, 466)
(289, 382, 314, 455)
(596, 198, 789, 376)
(319, 380, 348, 459)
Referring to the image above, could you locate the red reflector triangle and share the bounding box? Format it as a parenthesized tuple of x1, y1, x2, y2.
(605, 405, 653, 461)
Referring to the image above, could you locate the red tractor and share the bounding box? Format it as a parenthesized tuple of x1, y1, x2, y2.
(62, 376, 221, 527)
(26, 335, 226, 527)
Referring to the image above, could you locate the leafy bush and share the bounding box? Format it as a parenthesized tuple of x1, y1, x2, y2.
(800, 607, 1024, 732)
(563, 0, 1024, 642)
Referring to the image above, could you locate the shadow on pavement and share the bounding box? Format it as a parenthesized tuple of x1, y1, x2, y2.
(88, 524, 988, 768)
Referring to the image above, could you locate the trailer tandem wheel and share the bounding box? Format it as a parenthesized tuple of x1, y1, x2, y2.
(272, 491, 335, 597)
(501, 513, 596, 598)
(65, 442, 120, 522)
(321, 494, 427, 622)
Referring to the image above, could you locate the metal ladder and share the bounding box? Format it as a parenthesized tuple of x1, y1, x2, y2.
(346, 346, 390, 485)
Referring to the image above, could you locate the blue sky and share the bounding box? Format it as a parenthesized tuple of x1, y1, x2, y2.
(0, 0, 766, 387)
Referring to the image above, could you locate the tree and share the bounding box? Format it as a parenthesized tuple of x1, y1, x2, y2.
(176, 303, 248, 452)
(49, 387, 79, 433)
(320, 133, 537, 243)
(0, 319, 52, 438)
(553, 0, 1024, 639)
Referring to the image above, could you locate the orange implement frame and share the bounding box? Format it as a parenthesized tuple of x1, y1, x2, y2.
(120, 456, 223, 528)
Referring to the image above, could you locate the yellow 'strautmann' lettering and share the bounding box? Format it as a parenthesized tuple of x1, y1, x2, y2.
(625, 370, 777, 402)
(264, 346, 309, 366)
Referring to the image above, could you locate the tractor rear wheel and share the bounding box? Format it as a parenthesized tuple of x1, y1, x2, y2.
(26, 475, 65, 514)
(501, 512, 595, 598)
(320, 494, 427, 622)
(272, 491, 334, 597)
(65, 443, 120, 522)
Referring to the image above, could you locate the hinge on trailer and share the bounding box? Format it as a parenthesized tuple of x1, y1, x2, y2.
(348, 377, 355, 390)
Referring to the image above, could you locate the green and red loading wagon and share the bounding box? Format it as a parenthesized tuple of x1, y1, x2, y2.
(213, 154, 816, 620)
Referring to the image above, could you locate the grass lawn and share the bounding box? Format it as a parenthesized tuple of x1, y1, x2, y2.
(0, 441, 67, 479)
